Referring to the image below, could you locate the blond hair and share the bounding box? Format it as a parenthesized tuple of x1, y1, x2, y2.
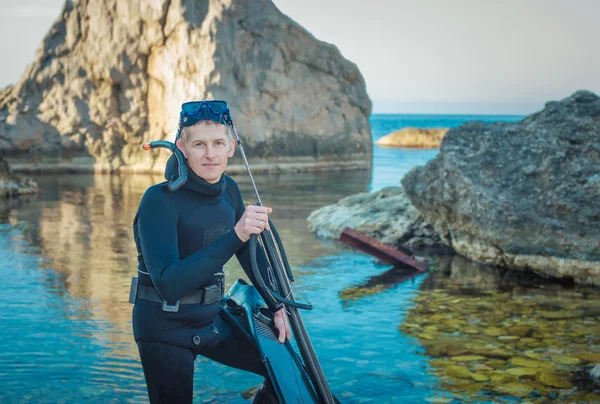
(179, 120, 233, 145)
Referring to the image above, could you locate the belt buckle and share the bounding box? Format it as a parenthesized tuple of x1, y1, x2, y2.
(128, 276, 139, 304)
(202, 284, 222, 305)
(162, 299, 180, 312)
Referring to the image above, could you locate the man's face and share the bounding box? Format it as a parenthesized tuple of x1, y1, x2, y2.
(176, 123, 235, 184)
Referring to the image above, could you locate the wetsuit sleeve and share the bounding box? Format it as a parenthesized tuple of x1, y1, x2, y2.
(137, 186, 245, 303)
(228, 180, 278, 295)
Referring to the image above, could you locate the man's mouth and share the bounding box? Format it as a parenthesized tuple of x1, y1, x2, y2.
(203, 163, 219, 168)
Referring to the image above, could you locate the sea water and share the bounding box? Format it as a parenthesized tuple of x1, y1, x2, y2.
(2, 114, 560, 404)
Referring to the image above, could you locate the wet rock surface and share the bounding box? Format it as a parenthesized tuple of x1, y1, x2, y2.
(307, 186, 445, 251)
(402, 90, 600, 286)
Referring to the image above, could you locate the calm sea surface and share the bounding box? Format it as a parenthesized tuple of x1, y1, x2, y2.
(4, 114, 597, 403)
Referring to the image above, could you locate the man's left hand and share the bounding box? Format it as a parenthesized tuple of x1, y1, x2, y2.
(273, 307, 291, 343)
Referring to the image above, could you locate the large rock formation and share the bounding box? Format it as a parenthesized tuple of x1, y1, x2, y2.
(0, 0, 372, 173)
(402, 90, 600, 286)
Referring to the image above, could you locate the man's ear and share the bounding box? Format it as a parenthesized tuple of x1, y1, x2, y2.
(176, 139, 188, 158)
(228, 139, 235, 158)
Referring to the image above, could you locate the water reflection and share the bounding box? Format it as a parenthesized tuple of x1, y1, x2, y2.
(11, 175, 157, 344)
(12, 172, 370, 338)
(0, 170, 371, 402)
(339, 265, 422, 303)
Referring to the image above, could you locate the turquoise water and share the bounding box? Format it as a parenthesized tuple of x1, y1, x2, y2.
(369, 114, 523, 192)
(0, 114, 525, 403)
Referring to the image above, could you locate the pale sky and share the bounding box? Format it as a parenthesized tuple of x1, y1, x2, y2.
(1, 0, 598, 114)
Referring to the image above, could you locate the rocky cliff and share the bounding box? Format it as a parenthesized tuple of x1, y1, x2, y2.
(402, 90, 600, 286)
(0, 0, 372, 173)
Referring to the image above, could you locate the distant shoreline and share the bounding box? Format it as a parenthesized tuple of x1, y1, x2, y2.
(8, 159, 372, 175)
(370, 112, 527, 118)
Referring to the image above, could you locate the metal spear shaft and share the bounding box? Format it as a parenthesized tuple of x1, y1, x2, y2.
(229, 124, 336, 404)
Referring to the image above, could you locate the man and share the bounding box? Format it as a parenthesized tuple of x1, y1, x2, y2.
(131, 101, 290, 403)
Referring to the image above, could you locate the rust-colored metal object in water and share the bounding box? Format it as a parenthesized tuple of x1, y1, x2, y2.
(339, 227, 428, 272)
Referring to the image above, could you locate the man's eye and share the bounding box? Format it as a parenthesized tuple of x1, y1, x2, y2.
(216, 141, 224, 146)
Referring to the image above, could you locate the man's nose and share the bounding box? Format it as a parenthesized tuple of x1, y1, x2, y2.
(205, 145, 216, 158)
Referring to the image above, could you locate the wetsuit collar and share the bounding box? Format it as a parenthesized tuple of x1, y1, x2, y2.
(164, 154, 225, 197)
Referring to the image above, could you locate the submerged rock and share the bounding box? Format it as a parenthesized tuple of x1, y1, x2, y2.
(490, 372, 518, 384)
(451, 355, 487, 362)
(506, 367, 538, 377)
(536, 370, 572, 389)
(402, 90, 600, 286)
(550, 355, 582, 366)
(578, 353, 600, 363)
(400, 267, 600, 402)
(376, 127, 448, 148)
(507, 325, 533, 338)
(484, 327, 504, 337)
(490, 382, 536, 397)
(0, 0, 371, 174)
(509, 356, 555, 370)
(445, 365, 472, 379)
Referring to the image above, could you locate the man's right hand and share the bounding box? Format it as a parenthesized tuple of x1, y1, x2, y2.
(234, 205, 273, 242)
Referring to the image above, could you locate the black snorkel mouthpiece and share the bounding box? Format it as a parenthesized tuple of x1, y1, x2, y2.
(142, 140, 188, 192)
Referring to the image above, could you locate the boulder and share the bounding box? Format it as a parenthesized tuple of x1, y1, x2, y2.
(376, 127, 448, 148)
(0, 0, 371, 174)
(306, 186, 444, 250)
(0, 156, 38, 198)
(402, 90, 600, 286)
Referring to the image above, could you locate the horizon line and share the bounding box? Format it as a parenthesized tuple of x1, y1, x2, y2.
(370, 112, 528, 117)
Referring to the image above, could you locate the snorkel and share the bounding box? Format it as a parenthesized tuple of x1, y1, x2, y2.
(142, 141, 187, 191)
(143, 100, 336, 404)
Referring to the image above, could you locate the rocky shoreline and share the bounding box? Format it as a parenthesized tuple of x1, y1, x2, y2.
(306, 186, 445, 252)
(6, 155, 371, 175)
(0, 157, 38, 198)
(309, 90, 600, 287)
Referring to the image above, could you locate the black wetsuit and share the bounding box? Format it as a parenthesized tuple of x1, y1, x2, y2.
(132, 158, 277, 403)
